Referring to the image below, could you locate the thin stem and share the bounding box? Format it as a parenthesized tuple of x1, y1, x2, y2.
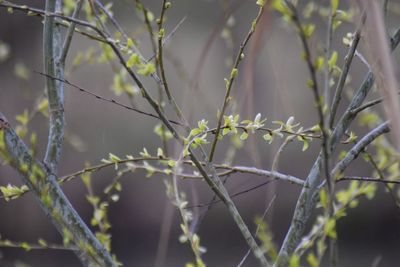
(60, 0, 84, 65)
(0, 239, 77, 251)
(329, 14, 364, 128)
(237, 195, 277, 267)
(208, 4, 265, 161)
(36, 72, 183, 126)
(156, 0, 188, 125)
(324, 6, 334, 110)
(156, 0, 172, 100)
(337, 176, 400, 184)
(285, 0, 331, 192)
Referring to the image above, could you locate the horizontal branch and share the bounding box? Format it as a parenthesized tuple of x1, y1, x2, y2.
(337, 176, 400, 184)
(1, 156, 304, 201)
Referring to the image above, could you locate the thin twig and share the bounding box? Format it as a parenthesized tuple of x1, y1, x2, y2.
(237, 195, 277, 267)
(156, 0, 188, 125)
(329, 14, 364, 128)
(337, 176, 400, 184)
(35, 71, 183, 126)
(187, 180, 276, 209)
(60, 0, 84, 65)
(0, 239, 77, 251)
(285, 0, 332, 192)
(208, 3, 266, 161)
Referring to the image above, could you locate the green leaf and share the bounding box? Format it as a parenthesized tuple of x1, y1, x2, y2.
(320, 189, 328, 210)
(324, 218, 337, 239)
(302, 139, 309, 151)
(240, 131, 249, 140)
(21, 242, 32, 251)
(38, 238, 48, 247)
(263, 133, 273, 143)
(138, 63, 156, 76)
(307, 252, 319, 267)
(314, 56, 324, 71)
(109, 153, 121, 163)
(126, 38, 134, 49)
(328, 51, 338, 71)
(302, 24, 316, 38)
(230, 68, 238, 78)
(157, 148, 164, 158)
(15, 110, 29, 125)
(126, 53, 140, 68)
(0, 184, 29, 201)
(139, 148, 151, 158)
(289, 254, 300, 267)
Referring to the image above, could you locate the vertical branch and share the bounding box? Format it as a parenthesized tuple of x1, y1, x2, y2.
(157, 0, 172, 101)
(284, 0, 331, 193)
(323, 3, 334, 108)
(208, 2, 266, 161)
(275, 27, 400, 267)
(43, 0, 65, 173)
(42, 1, 117, 265)
(59, 0, 84, 65)
(329, 18, 363, 128)
(156, 1, 188, 125)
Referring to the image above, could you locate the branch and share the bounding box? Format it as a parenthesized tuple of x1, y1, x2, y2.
(59, 0, 84, 65)
(285, 1, 332, 193)
(329, 15, 364, 128)
(337, 176, 400, 185)
(43, 0, 64, 174)
(208, 3, 266, 161)
(331, 122, 390, 175)
(36, 72, 183, 126)
(5, 1, 269, 263)
(0, 114, 116, 267)
(275, 27, 400, 267)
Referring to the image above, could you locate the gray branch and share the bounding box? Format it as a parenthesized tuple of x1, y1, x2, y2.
(0, 115, 116, 267)
(332, 122, 389, 175)
(274, 27, 400, 267)
(43, 0, 65, 174)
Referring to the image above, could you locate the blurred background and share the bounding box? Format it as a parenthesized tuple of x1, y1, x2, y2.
(1, 0, 400, 266)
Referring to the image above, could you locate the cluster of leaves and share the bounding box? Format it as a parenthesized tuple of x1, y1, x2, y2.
(290, 181, 376, 267)
(184, 114, 318, 157)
